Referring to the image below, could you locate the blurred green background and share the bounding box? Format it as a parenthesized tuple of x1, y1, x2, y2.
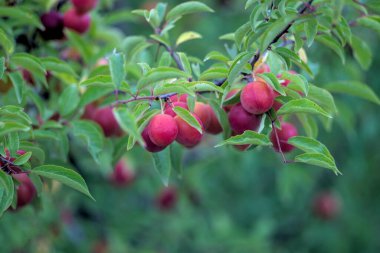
(1, 0, 380, 252)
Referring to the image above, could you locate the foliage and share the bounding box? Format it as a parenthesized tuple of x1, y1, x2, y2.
(0, 0, 380, 251)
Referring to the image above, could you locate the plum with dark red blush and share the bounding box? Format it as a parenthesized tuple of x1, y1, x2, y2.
(92, 107, 122, 137)
(110, 160, 135, 186)
(241, 81, 275, 115)
(148, 114, 178, 147)
(72, 0, 98, 14)
(12, 174, 36, 210)
(272, 100, 283, 111)
(205, 107, 223, 135)
(157, 186, 178, 211)
(164, 102, 188, 117)
(141, 127, 165, 153)
(193, 102, 212, 129)
(82, 103, 98, 120)
(223, 89, 239, 111)
(313, 192, 341, 220)
(63, 8, 91, 34)
(22, 69, 34, 85)
(228, 104, 261, 134)
(169, 94, 188, 103)
(270, 122, 298, 153)
(277, 70, 297, 87)
(40, 11, 64, 40)
(175, 113, 204, 148)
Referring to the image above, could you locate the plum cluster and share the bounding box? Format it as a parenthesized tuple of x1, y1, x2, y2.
(142, 64, 299, 154)
(142, 94, 223, 152)
(40, 0, 97, 40)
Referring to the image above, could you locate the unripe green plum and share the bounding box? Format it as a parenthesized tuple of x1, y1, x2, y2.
(148, 114, 178, 147)
(141, 127, 165, 153)
(72, 0, 98, 14)
(174, 114, 204, 148)
(241, 81, 275, 115)
(270, 122, 298, 153)
(228, 103, 261, 134)
(63, 8, 91, 34)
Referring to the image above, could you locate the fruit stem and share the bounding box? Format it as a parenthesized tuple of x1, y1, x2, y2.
(266, 113, 287, 164)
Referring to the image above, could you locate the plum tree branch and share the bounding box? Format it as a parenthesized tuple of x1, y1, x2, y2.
(114, 0, 315, 106)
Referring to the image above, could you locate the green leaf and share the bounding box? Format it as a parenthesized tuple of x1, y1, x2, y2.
(151, 148, 171, 186)
(315, 35, 345, 64)
(200, 67, 228, 80)
(257, 72, 285, 96)
(41, 57, 77, 77)
(154, 83, 194, 96)
(215, 130, 271, 147)
(113, 108, 144, 145)
(59, 86, 80, 116)
(0, 57, 4, 79)
(109, 51, 125, 89)
(324, 81, 380, 105)
(307, 85, 337, 115)
(297, 114, 318, 138)
(71, 120, 105, 163)
(0, 122, 30, 137)
(288, 136, 333, 160)
(277, 98, 332, 118)
(166, 1, 214, 21)
(295, 153, 341, 175)
(173, 107, 203, 134)
(350, 35, 372, 70)
(176, 31, 202, 46)
(137, 67, 190, 90)
(0, 7, 43, 29)
(187, 81, 223, 93)
(8, 71, 25, 104)
(234, 22, 251, 49)
(32, 165, 94, 200)
(204, 51, 230, 62)
(228, 51, 252, 85)
(170, 142, 183, 177)
(281, 72, 309, 96)
(0, 171, 14, 215)
(260, 14, 297, 52)
(304, 18, 318, 47)
(80, 75, 113, 87)
(13, 151, 32, 166)
(0, 170, 13, 195)
(11, 53, 46, 80)
(0, 28, 14, 55)
(66, 30, 92, 64)
(357, 16, 380, 35)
